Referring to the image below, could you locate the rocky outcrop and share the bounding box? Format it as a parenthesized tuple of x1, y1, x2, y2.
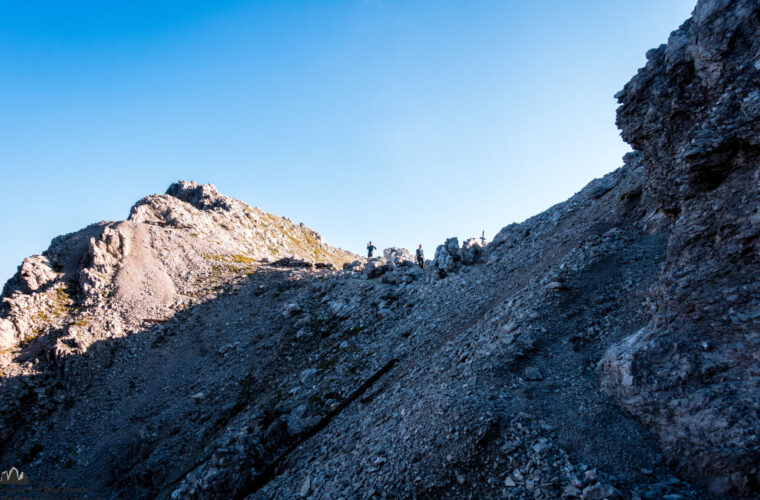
(1, 2, 759, 499)
(0, 319, 14, 351)
(461, 237, 486, 265)
(431, 237, 462, 277)
(3, 255, 57, 295)
(429, 236, 487, 277)
(0, 170, 712, 499)
(600, 0, 760, 496)
(0, 181, 355, 375)
(382, 247, 414, 265)
(362, 248, 421, 284)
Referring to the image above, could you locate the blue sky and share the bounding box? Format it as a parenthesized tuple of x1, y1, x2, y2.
(0, 0, 694, 284)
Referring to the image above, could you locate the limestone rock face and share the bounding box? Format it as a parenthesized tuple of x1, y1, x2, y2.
(0, 181, 356, 370)
(2, 255, 57, 295)
(431, 237, 461, 277)
(165, 180, 234, 211)
(0, 318, 15, 350)
(602, 0, 760, 495)
(1, 3, 759, 499)
(430, 236, 487, 277)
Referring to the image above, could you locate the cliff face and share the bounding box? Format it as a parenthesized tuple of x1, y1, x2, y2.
(602, 0, 760, 495)
(0, 1, 758, 499)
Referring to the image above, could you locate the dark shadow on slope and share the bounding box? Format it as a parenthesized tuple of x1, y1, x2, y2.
(494, 230, 674, 486)
(235, 357, 400, 499)
(0, 264, 389, 499)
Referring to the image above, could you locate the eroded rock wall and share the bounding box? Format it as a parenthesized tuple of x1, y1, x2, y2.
(601, 0, 760, 495)
(1, 2, 759, 498)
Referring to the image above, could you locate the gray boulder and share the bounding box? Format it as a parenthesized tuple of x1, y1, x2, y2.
(431, 236, 487, 277)
(383, 247, 414, 265)
(429, 237, 461, 278)
(363, 259, 390, 279)
(342, 260, 363, 271)
(460, 238, 485, 265)
(444, 237, 460, 258)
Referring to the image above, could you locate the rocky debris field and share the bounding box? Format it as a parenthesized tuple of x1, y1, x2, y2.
(1, 0, 759, 498)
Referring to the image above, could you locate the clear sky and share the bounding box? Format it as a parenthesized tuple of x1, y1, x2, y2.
(0, 0, 695, 284)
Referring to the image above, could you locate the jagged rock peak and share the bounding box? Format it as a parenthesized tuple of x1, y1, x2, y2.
(1, 3, 759, 499)
(128, 180, 240, 226)
(165, 180, 234, 211)
(0, 181, 356, 356)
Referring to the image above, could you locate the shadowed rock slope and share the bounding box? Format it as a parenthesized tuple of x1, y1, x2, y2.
(0, 1, 758, 498)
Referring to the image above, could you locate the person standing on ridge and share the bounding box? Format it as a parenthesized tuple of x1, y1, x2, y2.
(367, 241, 377, 259)
(416, 244, 425, 269)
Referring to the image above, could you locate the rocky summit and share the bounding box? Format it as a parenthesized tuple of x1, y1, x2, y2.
(1, 1, 758, 498)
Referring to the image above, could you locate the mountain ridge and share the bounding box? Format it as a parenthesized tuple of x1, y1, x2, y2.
(0, 180, 356, 359)
(1, 1, 759, 498)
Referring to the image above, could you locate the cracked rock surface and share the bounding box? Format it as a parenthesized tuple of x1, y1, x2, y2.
(1, 1, 758, 498)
